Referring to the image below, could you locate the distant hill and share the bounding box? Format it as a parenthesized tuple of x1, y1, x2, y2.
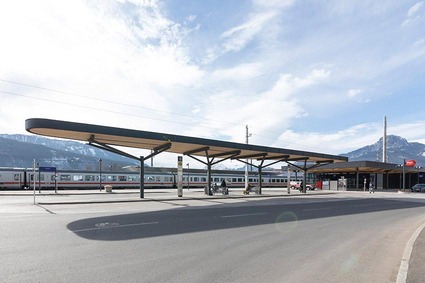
(0, 134, 138, 170)
(341, 135, 425, 166)
(1, 133, 424, 170)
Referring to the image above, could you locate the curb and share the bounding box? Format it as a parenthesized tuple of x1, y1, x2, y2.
(396, 222, 425, 283)
(36, 192, 336, 205)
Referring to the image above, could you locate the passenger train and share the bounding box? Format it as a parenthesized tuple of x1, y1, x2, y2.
(0, 167, 298, 190)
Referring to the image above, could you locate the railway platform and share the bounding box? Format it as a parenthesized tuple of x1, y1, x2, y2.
(0, 187, 334, 205)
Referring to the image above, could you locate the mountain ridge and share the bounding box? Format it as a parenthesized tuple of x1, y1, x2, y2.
(341, 135, 425, 165)
(1, 134, 424, 169)
(0, 134, 138, 170)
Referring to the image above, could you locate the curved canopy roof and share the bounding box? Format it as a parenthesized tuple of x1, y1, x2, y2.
(25, 118, 348, 164)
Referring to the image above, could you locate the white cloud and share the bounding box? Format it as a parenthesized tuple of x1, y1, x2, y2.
(1, 1, 425, 169)
(205, 0, 295, 63)
(274, 123, 382, 154)
(252, 0, 295, 9)
(186, 68, 330, 145)
(211, 63, 262, 81)
(402, 2, 424, 26)
(347, 89, 362, 98)
(407, 2, 424, 17)
(221, 11, 277, 53)
(0, 0, 205, 135)
(346, 89, 370, 103)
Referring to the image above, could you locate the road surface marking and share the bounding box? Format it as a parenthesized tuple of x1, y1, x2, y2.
(70, 221, 159, 233)
(303, 207, 332, 211)
(221, 213, 268, 218)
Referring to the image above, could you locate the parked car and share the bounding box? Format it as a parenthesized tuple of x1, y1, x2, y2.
(411, 184, 425, 192)
(290, 181, 315, 191)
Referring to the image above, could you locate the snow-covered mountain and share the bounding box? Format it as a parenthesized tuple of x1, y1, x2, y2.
(0, 134, 138, 170)
(341, 135, 425, 166)
(1, 134, 424, 170)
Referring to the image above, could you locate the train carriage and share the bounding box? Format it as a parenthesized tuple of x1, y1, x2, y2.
(0, 167, 300, 190)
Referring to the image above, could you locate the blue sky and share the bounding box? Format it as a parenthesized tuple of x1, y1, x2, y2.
(0, 0, 424, 167)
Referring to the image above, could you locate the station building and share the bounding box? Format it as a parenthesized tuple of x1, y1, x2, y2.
(308, 160, 424, 191)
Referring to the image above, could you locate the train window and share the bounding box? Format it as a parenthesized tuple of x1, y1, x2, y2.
(238, 178, 242, 182)
(214, 178, 219, 182)
(31, 174, 44, 181)
(232, 178, 237, 182)
(73, 175, 83, 181)
(107, 175, 116, 181)
(118, 176, 127, 181)
(14, 174, 20, 181)
(146, 176, 154, 182)
(128, 176, 137, 181)
(156, 176, 161, 182)
(60, 175, 71, 181)
(194, 177, 199, 182)
(201, 177, 206, 182)
(85, 175, 95, 181)
(31, 174, 39, 181)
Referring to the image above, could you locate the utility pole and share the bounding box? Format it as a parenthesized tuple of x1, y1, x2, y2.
(383, 115, 387, 163)
(245, 125, 252, 189)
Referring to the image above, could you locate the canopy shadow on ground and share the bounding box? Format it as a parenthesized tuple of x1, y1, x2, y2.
(67, 198, 425, 241)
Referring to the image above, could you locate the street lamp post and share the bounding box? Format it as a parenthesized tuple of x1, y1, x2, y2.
(403, 159, 406, 191)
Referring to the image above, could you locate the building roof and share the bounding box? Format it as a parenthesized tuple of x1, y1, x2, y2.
(308, 160, 418, 174)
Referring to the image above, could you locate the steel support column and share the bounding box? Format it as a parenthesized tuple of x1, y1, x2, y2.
(140, 156, 144, 198)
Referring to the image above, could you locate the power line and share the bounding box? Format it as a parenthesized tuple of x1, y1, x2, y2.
(0, 78, 243, 127)
(1, 79, 323, 151)
(0, 90, 221, 130)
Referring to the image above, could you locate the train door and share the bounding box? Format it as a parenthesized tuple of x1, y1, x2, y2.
(13, 173, 22, 189)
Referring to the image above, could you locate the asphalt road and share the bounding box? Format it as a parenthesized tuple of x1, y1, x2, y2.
(2, 191, 425, 282)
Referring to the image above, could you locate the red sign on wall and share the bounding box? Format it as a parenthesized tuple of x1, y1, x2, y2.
(405, 159, 416, 167)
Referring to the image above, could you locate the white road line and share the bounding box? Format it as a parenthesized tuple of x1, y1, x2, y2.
(221, 213, 268, 218)
(353, 204, 375, 207)
(70, 221, 159, 233)
(396, 222, 425, 283)
(303, 207, 332, 211)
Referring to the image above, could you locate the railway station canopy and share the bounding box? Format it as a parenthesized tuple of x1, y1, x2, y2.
(25, 118, 347, 165)
(26, 118, 348, 196)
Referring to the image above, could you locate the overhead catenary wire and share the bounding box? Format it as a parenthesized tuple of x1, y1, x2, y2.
(1, 78, 321, 150)
(0, 79, 242, 126)
(0, 89, 220, 129)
